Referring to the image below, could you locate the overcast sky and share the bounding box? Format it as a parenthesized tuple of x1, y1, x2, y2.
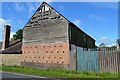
(0, 2, 118, 46)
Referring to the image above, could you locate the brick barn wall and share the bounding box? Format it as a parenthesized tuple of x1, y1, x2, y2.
(21, 42, 70, 69)
(22, 3, 70, 69)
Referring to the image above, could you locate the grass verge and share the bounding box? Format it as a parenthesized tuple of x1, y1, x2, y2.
(1, 65, 119, 78)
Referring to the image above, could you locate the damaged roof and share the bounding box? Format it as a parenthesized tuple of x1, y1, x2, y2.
(0, 39, 22, 54)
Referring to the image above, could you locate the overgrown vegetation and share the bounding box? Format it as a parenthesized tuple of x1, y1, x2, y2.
(1, 65, 119, 78)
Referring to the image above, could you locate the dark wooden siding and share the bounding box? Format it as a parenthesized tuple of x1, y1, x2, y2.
(86, 36, 95, 48)
(69, 24, 84, 47)
(69, 23, 95, 48)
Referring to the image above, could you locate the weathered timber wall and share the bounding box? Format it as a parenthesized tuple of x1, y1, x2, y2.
(23, 5, 69, 44)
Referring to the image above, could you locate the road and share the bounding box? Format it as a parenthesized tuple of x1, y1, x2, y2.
(1, 71, 58, 80)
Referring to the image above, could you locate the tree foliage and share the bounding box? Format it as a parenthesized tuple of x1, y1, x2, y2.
(99, 43, 106, 47)
(110, 46, 117, 48)
(11, 29, 23, 40)
(99, 43, 117, 49)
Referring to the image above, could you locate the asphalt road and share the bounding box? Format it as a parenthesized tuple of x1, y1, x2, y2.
(1, 71, 46, 78)
(1, 71, 58, 80)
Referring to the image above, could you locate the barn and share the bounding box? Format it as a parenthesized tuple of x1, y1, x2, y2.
(1, 2, 120, 73)
(0, 2, 95, 70)
(21, 2, 95, 70)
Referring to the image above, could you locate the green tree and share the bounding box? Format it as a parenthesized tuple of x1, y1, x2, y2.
(99, 43, 106, 47)
(11, 29, 23, 40)
(110, 46, 117, 49)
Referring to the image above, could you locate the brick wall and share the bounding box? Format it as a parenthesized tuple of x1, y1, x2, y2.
(21, 42, 70, 69)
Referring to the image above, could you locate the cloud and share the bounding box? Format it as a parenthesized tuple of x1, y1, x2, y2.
(96, 37, 117, 47)
(26, 2, 40, 16)
(107, 43, 117, 47)
(88, 14, 107, 21)
(98, 36, 118, 47)
(0, 18, 11, 42)
(95, 42, 101, 47)
(14, 2, 25, 11)
(73, 19, 81, 26)
(99, 36, 112, 44)
(0, 18, 15, 41)
(96, 42, 117, 47)
(0, 18, 10, 28)
(0, 18, 10, 30)
(14, 2, 53, 17)
(26, 2, 54, 17)
(10, 32, 16, 40)
(91, 2, 118, 10)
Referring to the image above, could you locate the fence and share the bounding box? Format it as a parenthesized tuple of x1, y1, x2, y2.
(98, 49, 119, 73)
(77, 47, 99, 72)
(76, 46, 120, 73)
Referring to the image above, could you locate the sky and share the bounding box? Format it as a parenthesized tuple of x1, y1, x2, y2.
(0, 2, 118, 46)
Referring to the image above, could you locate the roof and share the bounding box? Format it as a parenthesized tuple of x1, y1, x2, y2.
(0, 39, 22, 54)
(69, 23, 95, 41)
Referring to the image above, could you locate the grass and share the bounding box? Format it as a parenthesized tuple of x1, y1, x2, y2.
(1, 65, 119, 78)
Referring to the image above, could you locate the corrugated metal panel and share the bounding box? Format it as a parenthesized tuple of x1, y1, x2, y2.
(76, 47, 99, 72)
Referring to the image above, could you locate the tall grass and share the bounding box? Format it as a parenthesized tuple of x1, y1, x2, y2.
(1, 65, 119, 78)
